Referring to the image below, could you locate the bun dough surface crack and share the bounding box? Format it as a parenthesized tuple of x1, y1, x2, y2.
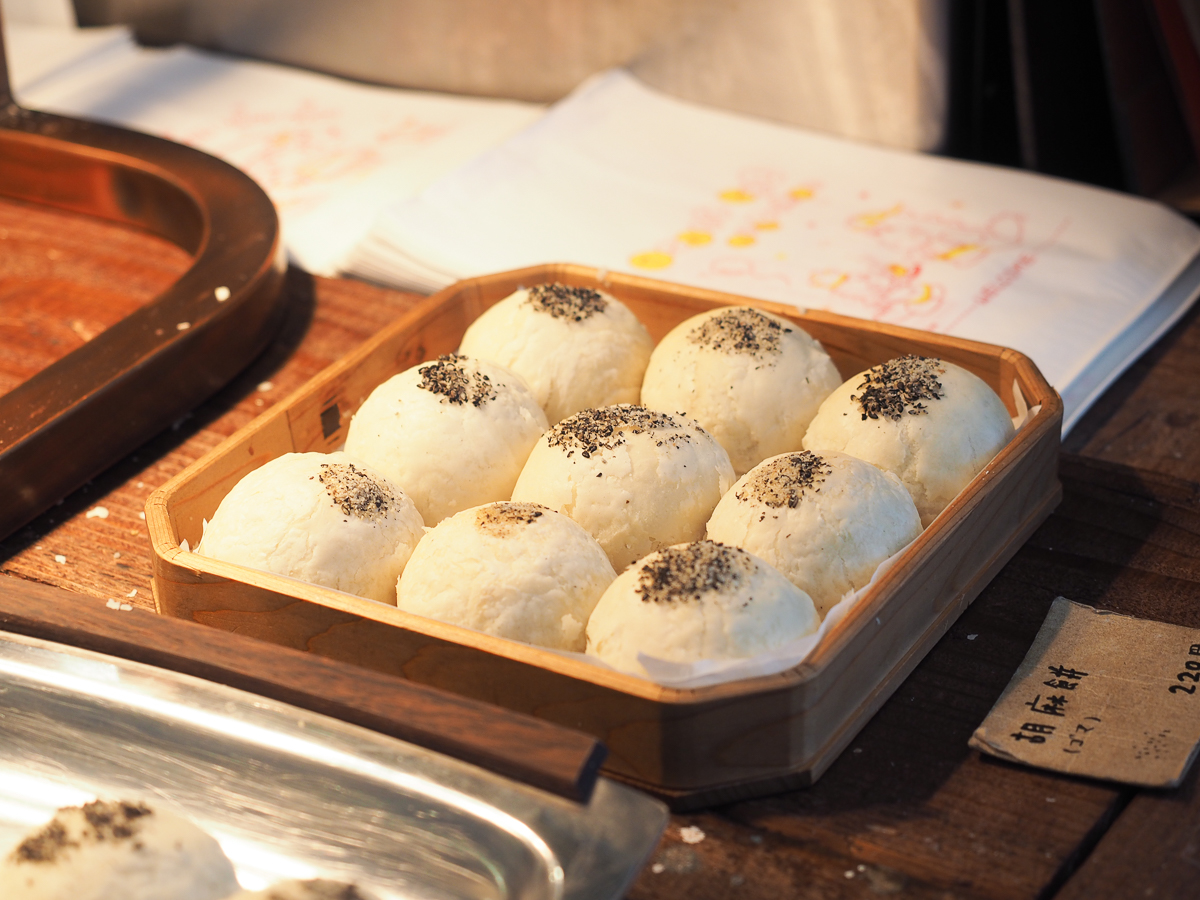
(641, 306, 841, 476)
(197, 451, 424, 604)
(344, 353, 547, 524)
(802, 356, 1015, 527)
(707, 450, 921, 617)
(1, 799, 238, 900)
(459, 283, 653, 424)
(586, 541, 819, 677)
(511, 405, 735, 571)
(397, 501, 615, 650)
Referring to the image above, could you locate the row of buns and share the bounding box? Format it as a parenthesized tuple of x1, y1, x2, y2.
(197, 284, 1015, 677)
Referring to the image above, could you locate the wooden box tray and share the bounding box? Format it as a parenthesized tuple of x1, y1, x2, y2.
(147, 263, 1063, 808)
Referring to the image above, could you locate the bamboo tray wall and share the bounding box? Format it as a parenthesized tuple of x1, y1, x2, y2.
(148, 263, 1063, 808)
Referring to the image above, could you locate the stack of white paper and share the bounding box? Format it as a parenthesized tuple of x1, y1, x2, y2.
(349, 70, 1200, 434)
(7, 23, 545, 275)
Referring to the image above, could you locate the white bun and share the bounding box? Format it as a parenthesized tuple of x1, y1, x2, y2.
(707, 450, 921, 617)
(459, 283, 653, 424)
(197, 451, 424, 604)
(2, 799, 238, 900)
(511, 405, 735, 571)
(641, 306, 841, 476)
(803, 356, 1014, 527)
(585, 541, 819, 676)
(344, 354, 547, 524)
(397, 502, 615, 651)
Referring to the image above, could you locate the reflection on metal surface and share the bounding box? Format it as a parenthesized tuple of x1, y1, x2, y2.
(0, 631, 667, 899)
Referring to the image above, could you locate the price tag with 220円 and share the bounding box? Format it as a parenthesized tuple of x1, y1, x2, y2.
(971, 597, 1200, 787)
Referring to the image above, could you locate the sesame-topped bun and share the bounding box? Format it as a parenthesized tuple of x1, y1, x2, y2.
(223, 880, 379, 900)
(641, 306, 841, 476)
(511, 405, 736, 571)
(802, 356, 1015, 527)
(459, 282, 654, 424)
(1, 799, 238, 900)
(586, 541, 819, 677)
(197, 451, 424, 604)
(344, 354, 548, 524)
(397, 502, 615, 651)
(707, 450, 922, 617)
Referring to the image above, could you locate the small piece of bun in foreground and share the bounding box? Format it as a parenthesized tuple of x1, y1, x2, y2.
(1, 799, 238, 900)
(803, 356, 1014, 527)
(223, 879, 379, 900)
(459, 282, 653, 424)
(397, 502, 615, 651)
(586, 541, 819, 678)
(641, 306, 841, 476)
(707, 450, 921, 617)
(197, 451, 424, 605)
(512, 405, 735, 571)
(344, 354, 548, 524)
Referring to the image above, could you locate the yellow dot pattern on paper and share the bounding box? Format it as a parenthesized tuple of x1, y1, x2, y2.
(630, 251, 674, 270)
(811, 272, 848, 290)
(852, 204, 904, 230)
(678, 231, 713, 246)
(728, 235, 756, 247)
(938, 243, 981, 261)
(719, 189, 755, 203)
(911, 284, 934, 304)
(754, 221, 780, 230)
(889, 264, 910, 278)
(789, 187, 814, 200)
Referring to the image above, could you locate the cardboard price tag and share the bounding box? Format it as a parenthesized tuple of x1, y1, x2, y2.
(970, 598, 1200, 787)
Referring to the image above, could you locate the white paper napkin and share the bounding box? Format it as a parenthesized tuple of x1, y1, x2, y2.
(352, 69, 1200, 432)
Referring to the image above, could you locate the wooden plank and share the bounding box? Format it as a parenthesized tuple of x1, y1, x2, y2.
(630, 457, 1200, 900)
(0, 575, 606, 802)
(1064, 300, 1200, 480)
(6, 196, 1200, 897)
(626, 815, 963, 899)
(1028, 458, 1200, 900)
(1054, 752, 1200, 900)
(0, 196, 191, 395)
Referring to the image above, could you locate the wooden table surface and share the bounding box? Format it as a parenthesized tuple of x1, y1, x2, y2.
(3, 195, 1200, 899)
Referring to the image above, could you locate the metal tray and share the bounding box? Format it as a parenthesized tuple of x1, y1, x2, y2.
(0, 630, 667, 899)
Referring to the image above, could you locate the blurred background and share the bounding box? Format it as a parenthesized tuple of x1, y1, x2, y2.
(22, 0, 1195, 213)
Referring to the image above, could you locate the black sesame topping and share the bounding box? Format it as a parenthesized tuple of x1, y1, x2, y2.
(417, 354, 496, 406)
(547, 405, 696, 457)
(12, 821, 73, 863)
(687, 307, 792, 357)
(12, 801, 153, 864)
(737, 451, 832, 508)
(319, 462, 396, 520)
(476, 502, 547, 536)
(850, 355, 945, 421)
(524, 282, 608, 321)
(636, 541, 755, 603)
